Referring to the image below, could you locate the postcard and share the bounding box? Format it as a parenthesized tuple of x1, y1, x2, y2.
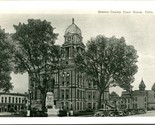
(0, 0, 155, 124)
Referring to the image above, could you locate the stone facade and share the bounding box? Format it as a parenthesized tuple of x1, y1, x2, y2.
(0, 92, 27, 112)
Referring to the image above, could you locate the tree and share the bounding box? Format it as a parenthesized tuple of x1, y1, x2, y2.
(12, 19, 62, 112)
(151, 83, 155, 92)
(74, 35, 138, 109)
(0, 27, 13, 92)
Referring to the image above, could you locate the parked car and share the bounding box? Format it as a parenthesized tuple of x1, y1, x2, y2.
(73, 109, 94, 116)
(31, 108, 48, 117)
(94, 109, 125, 117)
(94, 109, 114, 117)
(58, 109, 68, 117)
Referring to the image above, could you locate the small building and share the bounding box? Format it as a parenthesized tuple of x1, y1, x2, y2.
(121, 79, 155, 110)
(0, 92, 27, 112)
(146, 90, 155, 110)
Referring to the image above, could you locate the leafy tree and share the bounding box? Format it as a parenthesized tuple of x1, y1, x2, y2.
(0, 27, 13, 92)
(151, 83, 155, 92)
(12, 19, 62, 112)
(74, 35, 138, 109)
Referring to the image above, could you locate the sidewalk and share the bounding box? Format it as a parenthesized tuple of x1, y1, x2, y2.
(0, 112, 12, 116)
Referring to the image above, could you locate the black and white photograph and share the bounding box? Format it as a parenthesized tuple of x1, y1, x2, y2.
(1, 1, 155, 124)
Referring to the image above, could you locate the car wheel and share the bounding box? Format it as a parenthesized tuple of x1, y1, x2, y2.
(109, 112, 116, 117)
(101, 114, 105, 117)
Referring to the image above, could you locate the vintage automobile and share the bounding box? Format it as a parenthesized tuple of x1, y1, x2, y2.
(94, 109, 124, 117)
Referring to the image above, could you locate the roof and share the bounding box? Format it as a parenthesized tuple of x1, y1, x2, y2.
(152, 83, 155, 91)
(0, 92, 27, 96)
(121, 90, 147, 98)
(65, 18, 82, 36)
(139, 79, 146, 89)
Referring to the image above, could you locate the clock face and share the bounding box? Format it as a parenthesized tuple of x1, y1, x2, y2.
(67, 37, 71, 41)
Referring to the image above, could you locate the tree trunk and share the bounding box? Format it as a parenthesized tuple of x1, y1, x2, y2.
(42, 91, 47, 112)
(102, 91, 105, 108)
(41, 77, 48, 113)
(97, 91, 103, 109)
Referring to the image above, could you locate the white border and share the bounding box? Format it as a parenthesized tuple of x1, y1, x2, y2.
(1, 0, 155, 124)
(0, 1, 155, 14)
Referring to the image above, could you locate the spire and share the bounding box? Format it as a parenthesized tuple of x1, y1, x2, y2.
(151, 83, 155, 91)
(72, 18, 74, 24)
(139, 79, 146, 91)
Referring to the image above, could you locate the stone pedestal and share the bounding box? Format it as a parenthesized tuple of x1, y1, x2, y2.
(46, 92, 59, 116)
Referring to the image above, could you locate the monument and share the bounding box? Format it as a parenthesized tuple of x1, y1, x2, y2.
(46, 77, 59, 116)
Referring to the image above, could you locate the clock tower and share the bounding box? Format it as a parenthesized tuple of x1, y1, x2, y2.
(62, 18, 85, 64)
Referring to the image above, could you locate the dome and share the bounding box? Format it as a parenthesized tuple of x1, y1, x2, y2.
(65, 18, 82, 36)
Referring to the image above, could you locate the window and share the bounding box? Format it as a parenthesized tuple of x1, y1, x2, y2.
(88, 103, 91, 109)
(79, 75, 82, 86)
(12, 97, 14, 103)
(66, 47, 69, 58)
(77, 74, 79, 86)
(61, 90, 64, 99)
(16, 97, 18, 103)
(80, 102, 82, 110)
(35, 90, 37, 100)
(145, 97, 147, 102)
(1, 97, 4, 103)
(62, 75, 65, 86)
(80, 90, 82, 99)
(81, 75, 83, 87)
(93, 92, 96, 99)
(66, 102, 69, 110)
(83, 91, 85, 99)
(5, 97, 7, 103)
(77, 102, 79, 110)
(83, 102, 85, 110)
(83, 77, 84, 87)
(66, 81, 69, 86)
(62, 81, 64, 86)
(19, 98, 21, 103)
(66, 89, 69, 99)
(135, 104, 137, 108)
(9, 97, 11, 103)
(128, 104, 130, 109)
(88, 92, 91, 100)
(66, 73, 70, 86)
(77, 90, 79, 99)
(88, 83, 91, 88)
(93, 103, 96, 110)
(61, 102, 64, 109)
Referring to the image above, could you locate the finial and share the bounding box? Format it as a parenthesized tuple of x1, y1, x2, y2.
(72, 18, 74, 24)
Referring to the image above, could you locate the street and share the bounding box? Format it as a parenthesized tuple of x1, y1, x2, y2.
(127, 110, 155, 117)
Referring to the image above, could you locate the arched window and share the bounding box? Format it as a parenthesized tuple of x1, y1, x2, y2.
(77, 90, 79, 99)
(66, 89, 69, 99)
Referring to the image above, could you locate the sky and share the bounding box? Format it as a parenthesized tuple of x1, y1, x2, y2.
(1, 13, 155, 95)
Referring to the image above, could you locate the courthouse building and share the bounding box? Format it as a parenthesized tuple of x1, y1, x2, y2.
(29, 19, 109, 111)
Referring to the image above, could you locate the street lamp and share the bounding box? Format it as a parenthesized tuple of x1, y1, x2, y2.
(28, 89, 32, 117)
